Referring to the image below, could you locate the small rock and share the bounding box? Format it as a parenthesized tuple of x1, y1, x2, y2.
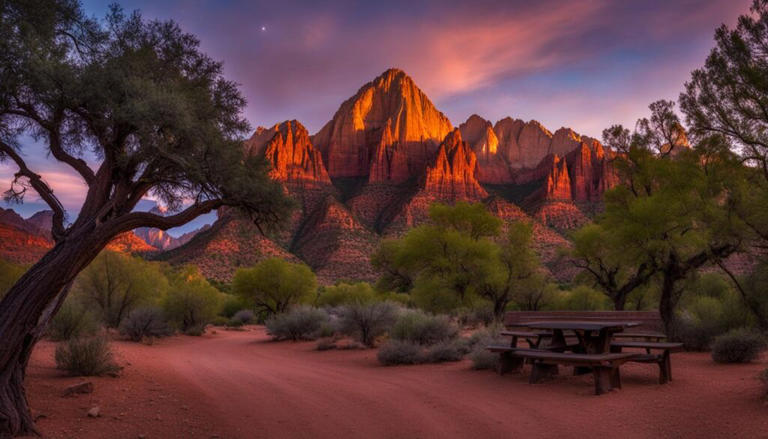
(87, 406, 100, 418)
(138, 435, 146, 439)
(63, 381, 94, 397)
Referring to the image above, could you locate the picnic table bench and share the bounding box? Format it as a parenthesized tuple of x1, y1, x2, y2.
(487, 345, 639, 395)
(610, 341, 684, 384)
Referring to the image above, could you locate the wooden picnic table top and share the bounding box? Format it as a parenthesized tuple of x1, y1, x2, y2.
(520, 321, 641, 332)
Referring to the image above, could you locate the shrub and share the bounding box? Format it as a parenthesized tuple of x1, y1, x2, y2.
(220, 294, 251, 319)
(469, 347, 499, 370)
(265, 307, 329, 341)
(390, 310, 457, 345)
(338, 302, 399, 347)
(317, 282, 377, 307)
(163, 268, 224, 333)
(316, 338, 337, 351)
(467, 327, 506, 370)
(211, 316, 229, 326)
(423, 340, 465, 363)
(231, 309, 255, 325)
(72, 251, 169, 328)
(119, 307, 172, 342)
(232, 258, 317, 316)
(55, 335, 121, 376)
(457, 305, 495, 328)
(48, 301, 98, 341)
(377, 340, 423, 365)
(675, 296, 732, 350)
(711, 329, 766, 363)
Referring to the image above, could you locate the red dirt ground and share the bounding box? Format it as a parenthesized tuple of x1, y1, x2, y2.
(26, 327, 768, 439)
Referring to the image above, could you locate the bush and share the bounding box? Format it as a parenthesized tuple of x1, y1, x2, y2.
(232, 258, 317, 316)
(711, 329, 766, 363)
(469, 347, 499, 370)
(163, 268, 224, 333)
(390, 310, 457, 345)
(423, 340, 465, 363)
(316, 338, 337, 351)
(265, 307, 329, 341)
(317, 282, 377, 307)
(48, 301, 98, 341)
(338, 302, 399, 347)
(211, 316, 229, 326)
(377, 340, 423, 365)
(220, 294, 251, 319)
(467, 327, 506, 370)
(231, 309, 255, 325)
(119, 307, 172, 342)
(675, 295, 734, 350)
(55, 335, 121, 376)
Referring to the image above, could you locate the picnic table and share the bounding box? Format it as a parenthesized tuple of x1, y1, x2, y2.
(521, 320, 641, 354)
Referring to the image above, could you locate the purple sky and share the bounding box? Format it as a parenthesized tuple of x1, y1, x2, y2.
(0, 0, 752, 234)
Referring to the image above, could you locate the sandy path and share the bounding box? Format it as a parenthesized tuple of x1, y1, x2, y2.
(29, 327, 768, 438)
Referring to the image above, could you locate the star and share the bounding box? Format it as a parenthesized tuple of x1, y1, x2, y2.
(260, 25, 267, 32)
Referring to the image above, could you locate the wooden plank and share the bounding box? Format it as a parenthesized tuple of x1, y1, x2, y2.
(504, 311, 663, 332)
(611, 341, 683, 351)
(522, 321, 640, 331)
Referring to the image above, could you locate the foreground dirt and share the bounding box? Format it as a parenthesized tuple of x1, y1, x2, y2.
(27, 327, 768, 438)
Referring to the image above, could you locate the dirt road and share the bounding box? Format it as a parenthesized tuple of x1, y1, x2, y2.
(28, 327, 768, 438)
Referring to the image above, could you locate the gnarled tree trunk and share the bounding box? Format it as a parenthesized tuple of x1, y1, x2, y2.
(0, 225, 110, 438)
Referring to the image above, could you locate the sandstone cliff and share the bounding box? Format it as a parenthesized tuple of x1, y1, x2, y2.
(313, 68, 453, 180)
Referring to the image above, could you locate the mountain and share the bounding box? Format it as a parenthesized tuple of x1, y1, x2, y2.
(313, 68, 453, 181)
(0, 208, 158, 263)
(0, 208, 53, 264)
(165, 68, 615, 283)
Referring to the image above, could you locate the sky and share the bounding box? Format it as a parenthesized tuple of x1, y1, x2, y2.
(0, 0, 753, 235)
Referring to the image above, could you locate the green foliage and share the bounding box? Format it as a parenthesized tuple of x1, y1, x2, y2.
(72, 251, 169, 328)
(427, 202, 502, 240)
(163, 266, 223, 334)
(232, 258, 316, 316)
(0, 260, 25, 298)
(220, 294, 251, 319)
(338, 302, 399, 347)
(555, 286, 612, 311)
(675, 273, 752, 350)
(390, 310, 457, 345)
(48, 300, 98, 342)
(317, 282, 377, 307)
(265, 306, 329, 341)
(711, 329, 766, 363)
(55, 335, 121, 377)
(374, 203, 546, 316)
(119, 307, 172, 342)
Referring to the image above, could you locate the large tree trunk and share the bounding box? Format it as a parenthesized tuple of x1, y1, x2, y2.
(0, 226, 110, 438)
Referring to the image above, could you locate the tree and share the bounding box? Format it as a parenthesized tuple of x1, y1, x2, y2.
(232, 258, 317, 316)
(578, 101, 745, 334)
(163, 266, 223, 333)
(570, 224, 656, 310)
(72, 251, 168, 327)
(679, 1, 768, 315)
(680, 0, 768, 184)
(476, 222, 542, 318)
(0, 3, 289, 434)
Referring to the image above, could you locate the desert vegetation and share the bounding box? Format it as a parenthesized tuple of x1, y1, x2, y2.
(3, 0, 768, 436)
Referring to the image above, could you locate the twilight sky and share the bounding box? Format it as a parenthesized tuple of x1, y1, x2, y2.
(0, 0, 753, 234)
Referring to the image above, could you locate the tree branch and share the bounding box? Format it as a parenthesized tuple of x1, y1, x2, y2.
(0, 140, 66, 241)
(106, 199, 223, 234)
